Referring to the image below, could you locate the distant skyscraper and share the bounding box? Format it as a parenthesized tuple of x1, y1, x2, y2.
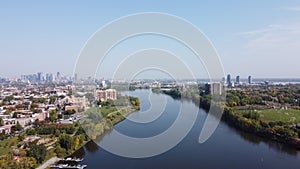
(46, 73, 53, 83)
(236, 75, 240, 84)
(37, 72, 42, 82)
(33, 74, 38, 82)
(74, 73, 78, 81)
(56, 72, 61, 81)
(227, 74, 231, 85)
(248, 76, 252, 84)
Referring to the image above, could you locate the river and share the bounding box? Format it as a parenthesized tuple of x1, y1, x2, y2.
(72, 89, 300, 169)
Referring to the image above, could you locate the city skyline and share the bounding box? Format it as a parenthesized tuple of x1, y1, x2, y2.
(1, 1, 300, 78)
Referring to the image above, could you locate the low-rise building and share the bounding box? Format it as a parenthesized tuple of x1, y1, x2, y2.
(94, 89, 117, 101)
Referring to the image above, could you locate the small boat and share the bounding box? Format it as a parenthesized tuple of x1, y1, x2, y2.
(63, 157, 83, 162)
(50, 164, 87, 169)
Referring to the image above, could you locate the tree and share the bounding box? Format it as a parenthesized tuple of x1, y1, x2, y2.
(26, 128, 36, 135)
(19, 157, 37, 169)
(18, 134, 25, 141)
(15, 104, 24, 109)
(27, 143, 47, 163)
(0, 130, 8, 140)
(64, 109, 76, 116)
(243, 110, 260, 120)
(11, 121, 23, 132)
(74, 137, 80, 150)
(3, 95, 14, 102)
(49, 110, 57, 122)
(33, 119, 40, 126)
(129, 96, 140, 110)
(30, 103, 39, 109)
(0, 117, 3, 126)
(59, 134, 74, 152)
(49, 96, 56, 104)
(55, 129, 61, 137)
(55, 145, 66, 158)
(12, 112, 19, 118)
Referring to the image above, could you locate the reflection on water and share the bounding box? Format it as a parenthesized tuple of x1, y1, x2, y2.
(73, 89, 300, 169)
(226, 122, 299, 156)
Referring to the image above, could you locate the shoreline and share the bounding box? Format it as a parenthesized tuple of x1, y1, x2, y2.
(38, 106, 138, 169)
(62, 107, 137, 161)
(161, 90, 300, 150)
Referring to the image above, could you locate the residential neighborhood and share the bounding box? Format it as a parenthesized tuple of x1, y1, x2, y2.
(1, 84, 75, 133)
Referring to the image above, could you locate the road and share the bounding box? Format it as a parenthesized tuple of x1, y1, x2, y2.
(36, 157, 61, 169)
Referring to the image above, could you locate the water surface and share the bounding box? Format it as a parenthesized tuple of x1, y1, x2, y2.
(73, 89, 300, 169)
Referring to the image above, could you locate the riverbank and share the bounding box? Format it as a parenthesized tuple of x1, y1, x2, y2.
(160, 88, 300, 150)
(66, 89, 300, 169)
(36, 96, 140, 169)
(222, 107, 300, 149)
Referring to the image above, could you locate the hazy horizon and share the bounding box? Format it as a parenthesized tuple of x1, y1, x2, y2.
(1, 1, 300, 78)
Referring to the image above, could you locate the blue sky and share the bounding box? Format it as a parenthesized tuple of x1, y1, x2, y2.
(1, 0, 300, 78)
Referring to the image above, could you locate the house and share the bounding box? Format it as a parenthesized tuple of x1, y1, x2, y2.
(0, 125, 11, 134)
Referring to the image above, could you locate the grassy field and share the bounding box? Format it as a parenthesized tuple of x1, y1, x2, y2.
(0, 147, 12, 156)
(0, 136, 18, 156)
(239, 109, 300, 123)
(0, 136, 18, 147)
(100, 106, 117, 117)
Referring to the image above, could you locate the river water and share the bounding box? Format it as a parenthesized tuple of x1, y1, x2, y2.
(73, 89, 300, 169)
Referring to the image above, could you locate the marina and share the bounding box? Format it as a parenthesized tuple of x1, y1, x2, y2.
(50, 158, 86, 169)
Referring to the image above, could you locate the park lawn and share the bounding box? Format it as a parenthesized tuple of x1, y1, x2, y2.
(239, 109, 300, 123)
(0, 137, 19, 156)
(100, 106, 117, 117)
(0, 147, 12, 156)
(0, 136, 19, 147)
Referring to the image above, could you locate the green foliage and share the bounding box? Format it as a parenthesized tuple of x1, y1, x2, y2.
(129, 96, 140, 110)
(55, 145, 66, 158)
(64, 109, 76, 115)
(15, 104, 24, 109)
(0, 156, 37, 169)
(30, 97, 46, 103)
(0, 117, 3, 126)
(101, 99, 114, 107)
(49, 110, 57, 122)
(163, 89, 181, 99)
(58, 134, 75, 153)
(223, 108, 299, 143)
(243, 110, 260, 120)
(36, 124, 75, 135)
(27, 143, 47, 164)
(273, 126, 298, 141)
(12, 112, 19, 118)
(49, 96, 56, 104)
(258, 109, 300, 124)
(11, 121, 23, 132)
(0, 130, 8, 140)
(26, 128, 36, 135)
(18, 134, 25, 141)
(226, 90, 266, 107)
(100, 106, 117, 117)
(3, 95, 14, 102)
(151, 87, 161, 93)
(30, 103, 39, 110)
(55, 129, 61, 137)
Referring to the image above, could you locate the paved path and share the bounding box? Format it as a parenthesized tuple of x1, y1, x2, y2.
(37, 157, 61, 169)
(107, 106, 132, 117)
